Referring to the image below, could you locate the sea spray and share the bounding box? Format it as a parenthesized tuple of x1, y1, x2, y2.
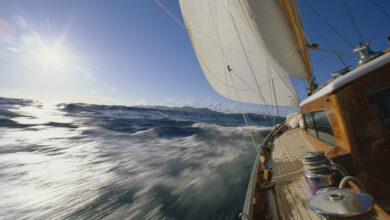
(0, 97, 276, 219)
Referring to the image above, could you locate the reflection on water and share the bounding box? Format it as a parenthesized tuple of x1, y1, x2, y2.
(0, 97, 271, 219)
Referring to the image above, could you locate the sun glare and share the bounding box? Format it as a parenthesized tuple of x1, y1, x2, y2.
(35, 46, 67, 72)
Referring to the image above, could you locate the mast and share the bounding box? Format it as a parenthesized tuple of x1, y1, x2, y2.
(278, 0, 316, 91)
(178, 0, 314, 107)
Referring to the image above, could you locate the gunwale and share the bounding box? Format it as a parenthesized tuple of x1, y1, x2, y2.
(244, 126, 390, 219)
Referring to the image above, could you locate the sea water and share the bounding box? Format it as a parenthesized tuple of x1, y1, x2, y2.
(0, 97, 277, 219)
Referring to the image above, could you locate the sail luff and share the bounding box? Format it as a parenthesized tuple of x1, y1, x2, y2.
(278, 0, 313, 81)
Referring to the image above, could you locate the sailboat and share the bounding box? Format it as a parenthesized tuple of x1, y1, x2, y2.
(175, 0, 390, 219)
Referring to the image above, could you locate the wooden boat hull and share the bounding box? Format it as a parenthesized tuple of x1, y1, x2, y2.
(242, 53, 390, 219)
(242, 125, 390, 219)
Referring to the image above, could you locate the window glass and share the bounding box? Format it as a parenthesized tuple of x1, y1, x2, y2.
(304, 113, 316, 137)
(312, 111, 336, 146)
(368, 86, 390, 129)
(304, 110, 336, 146)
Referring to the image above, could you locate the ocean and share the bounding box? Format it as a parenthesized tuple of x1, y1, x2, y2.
(0, 96, 279, 219)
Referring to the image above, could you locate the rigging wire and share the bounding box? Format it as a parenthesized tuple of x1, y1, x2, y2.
(155, 0, 285, 164)
(226, 7, 280, 171)
(312, 53, 332, 66)
(227, 5, 279, 130)
(266, 59, 280, 126)
(271, 77, 280, 123)
(154, 0, 186, 30)
(203, 0, 266, 159)
(228, 69, 262, 156)
(302, 0, 355, 49)
(301, 10, 354, 67)
(316, 48, 359, 59)
(342, 0, 364, 42)
(371, 0, 390, 20)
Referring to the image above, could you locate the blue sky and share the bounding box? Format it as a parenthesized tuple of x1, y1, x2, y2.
(0, 0, 389, 114)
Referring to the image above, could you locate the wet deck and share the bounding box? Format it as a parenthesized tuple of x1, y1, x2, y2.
(269, 128, 320, 220)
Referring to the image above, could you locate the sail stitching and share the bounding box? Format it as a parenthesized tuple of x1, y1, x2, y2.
(184, 1, 260, 93)
(228, 6, 269, 106)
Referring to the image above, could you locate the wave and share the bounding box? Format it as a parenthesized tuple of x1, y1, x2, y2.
(0, 97, 274, 219)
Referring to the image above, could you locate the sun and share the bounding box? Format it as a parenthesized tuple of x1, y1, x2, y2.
(35, 46, 67, 72)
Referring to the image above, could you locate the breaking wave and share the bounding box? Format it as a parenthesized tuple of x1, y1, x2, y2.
(0, 97, 277, 219)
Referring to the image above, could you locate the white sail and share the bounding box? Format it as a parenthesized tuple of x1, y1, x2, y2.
(179, 0, 310, 106)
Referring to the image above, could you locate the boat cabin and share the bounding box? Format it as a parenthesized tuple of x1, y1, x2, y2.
(300, 52, 390, 200)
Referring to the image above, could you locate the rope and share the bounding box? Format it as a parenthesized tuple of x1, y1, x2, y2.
(371, 0, 390, 20)
(273, 169, 304, 180)
(342, 0, 364, 42)
(302, 0, 355, 49)
(154, 0, 186, 30)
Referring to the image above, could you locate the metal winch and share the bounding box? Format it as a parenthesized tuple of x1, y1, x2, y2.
(309, 186, 374, 217)
(302, 151, 375, 217)
(302, 151, 336, 194)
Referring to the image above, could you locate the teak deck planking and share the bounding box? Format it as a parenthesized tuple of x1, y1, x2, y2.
(266, 127, 389, 220)
(270, 128, 320, 220)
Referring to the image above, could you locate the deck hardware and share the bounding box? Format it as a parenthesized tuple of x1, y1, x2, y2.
(329, 193, 343, 201)
(309, 43, 319, 50)
(330, 164, 349, 177)
(302, 151, 336, 193)
(238, 212, 249, 220)
(339, 176, 366, 192)
(353, 42, 383, 65)
(331, 65, 352, 76)
(309, 188, 374, 217)
(258, 181, 275, 190)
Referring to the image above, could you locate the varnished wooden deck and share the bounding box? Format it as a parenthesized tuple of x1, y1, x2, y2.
(269, 128, 320, 220)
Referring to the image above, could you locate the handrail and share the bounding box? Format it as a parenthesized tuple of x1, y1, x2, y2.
(329, 160, 390, 218)
(240, 122, 287, 219)
(346, 180, 390, 219)
(240, 155, 259, 220)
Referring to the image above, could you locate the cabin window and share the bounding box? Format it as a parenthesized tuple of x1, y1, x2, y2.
(368, 86, 390, 129)
(304, 110, 336, 146)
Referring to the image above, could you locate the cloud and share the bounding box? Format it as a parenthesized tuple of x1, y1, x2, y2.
(0, 19, 15, 44)
(90, 89, 98, 95)
(139, 98, 266, 114)
(136, 97, 298, 116)
(75, 66, 93, 78)
(6, 46, 20, 52)
(13, 16, 28, 30)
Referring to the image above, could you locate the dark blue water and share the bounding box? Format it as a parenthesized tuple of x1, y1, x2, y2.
(0, 96, 277, 219)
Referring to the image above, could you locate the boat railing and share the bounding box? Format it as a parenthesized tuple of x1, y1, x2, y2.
(240, 123, 286, 219)
(240, 155, 259, 220)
